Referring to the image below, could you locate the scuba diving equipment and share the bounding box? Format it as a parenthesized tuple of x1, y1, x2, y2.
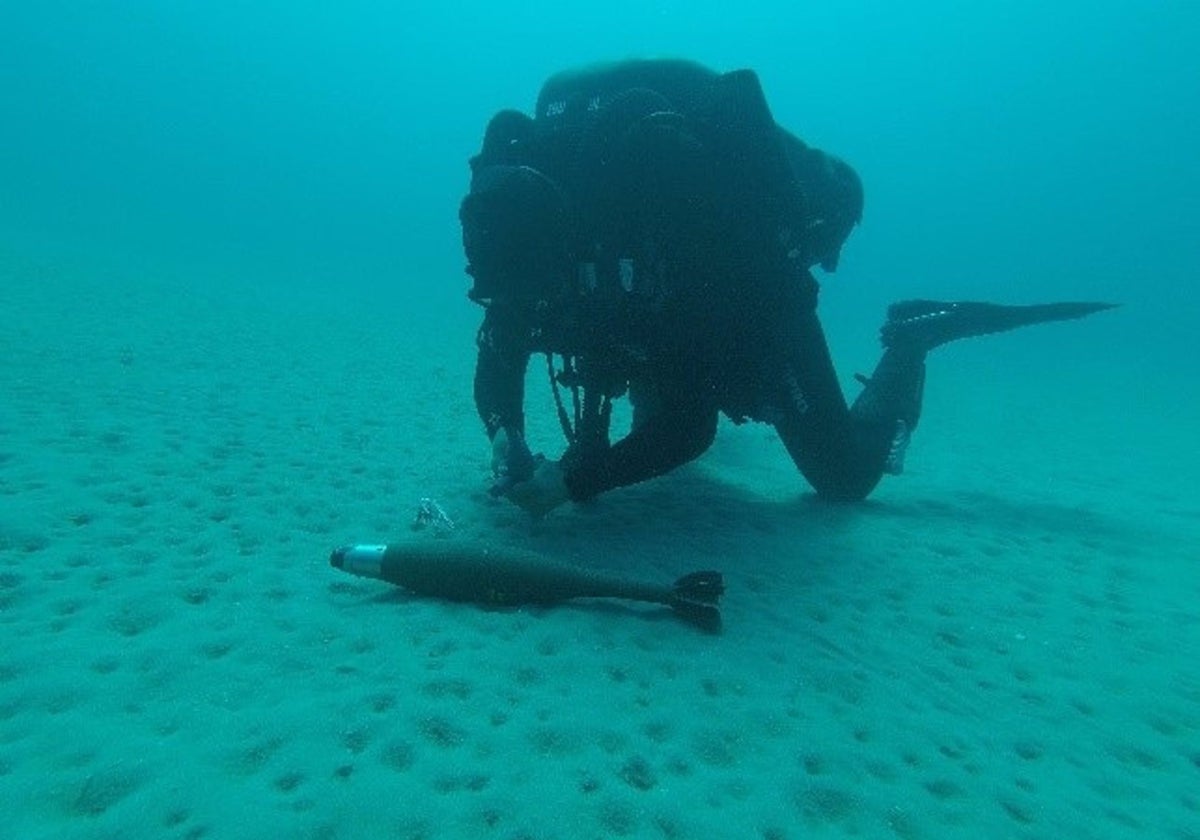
(881, 299, 1119, 352)
(462, 59, 868, 467)
(471, 109, 537, 172)
(514, 67, 801, 458)
(852, 298, 1120, 476)
(460, 164, 573, 305)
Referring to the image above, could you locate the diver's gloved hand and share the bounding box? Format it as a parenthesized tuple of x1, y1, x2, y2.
(489, 427, 536, 497)
(502, 457, 571, 518)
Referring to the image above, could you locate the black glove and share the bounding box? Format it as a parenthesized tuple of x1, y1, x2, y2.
(489, 428, 537, 497)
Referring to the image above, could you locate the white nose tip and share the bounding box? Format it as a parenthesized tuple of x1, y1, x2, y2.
(331, 545, 387, 578)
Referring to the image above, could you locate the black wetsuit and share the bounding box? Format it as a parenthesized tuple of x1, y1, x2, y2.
(463, 59, 920, 503)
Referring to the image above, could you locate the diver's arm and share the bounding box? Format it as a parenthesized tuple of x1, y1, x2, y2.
(473, 305, 530, 441)
(562, 397, 718, 502)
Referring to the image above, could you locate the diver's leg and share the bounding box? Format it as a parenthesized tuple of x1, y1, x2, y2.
(771, 303, 900, 501)
(777, 297, 1117, 501)
(846, 344, 926, 477)
(851, 296, 1120, 470)
(773, 347, 925, 501)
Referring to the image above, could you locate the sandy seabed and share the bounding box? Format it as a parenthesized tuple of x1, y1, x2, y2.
(1, 255, 1197, 840)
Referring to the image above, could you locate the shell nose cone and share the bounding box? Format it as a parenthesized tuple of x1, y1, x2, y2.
(330, 546, 350, 569)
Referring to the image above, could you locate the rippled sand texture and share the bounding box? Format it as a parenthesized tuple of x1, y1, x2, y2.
(2, 260, 1197, 839)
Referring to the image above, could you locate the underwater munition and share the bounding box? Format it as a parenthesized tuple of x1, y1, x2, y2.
(330, 542, 723, 632)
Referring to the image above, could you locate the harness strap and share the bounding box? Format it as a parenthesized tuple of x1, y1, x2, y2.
(546, 353, 576, 444)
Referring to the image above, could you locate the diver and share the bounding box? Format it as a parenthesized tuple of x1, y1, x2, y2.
(459, 58, 1115, 516)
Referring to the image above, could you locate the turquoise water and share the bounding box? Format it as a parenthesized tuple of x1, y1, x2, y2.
(2, 3, 1198, 838)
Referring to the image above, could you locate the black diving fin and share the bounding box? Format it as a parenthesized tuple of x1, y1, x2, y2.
(881, 299, 1119, 351)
